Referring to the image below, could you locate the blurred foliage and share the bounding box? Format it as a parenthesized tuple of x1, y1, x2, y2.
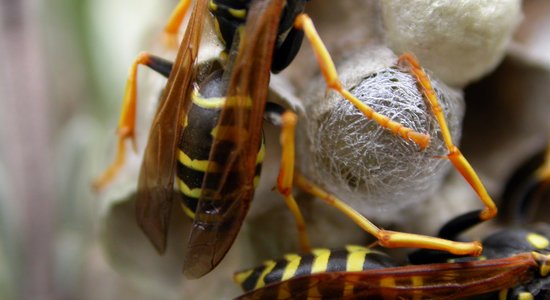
(0, 0, 177, 299)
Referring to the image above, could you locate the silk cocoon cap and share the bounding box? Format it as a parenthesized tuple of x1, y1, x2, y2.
(381, 0, 523, 87)
(298, 47, 464, 220)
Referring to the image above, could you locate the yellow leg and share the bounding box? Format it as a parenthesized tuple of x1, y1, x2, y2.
(398, 53, 497, 221)
(163, 0, 193, 48)
(276, 111, 311, 252)
(294, 173, 482, 256)
(293, 14, 430, 149)
(93, 52, 152, 190)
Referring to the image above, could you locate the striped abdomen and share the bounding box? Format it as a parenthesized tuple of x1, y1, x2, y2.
(176, 78, 264, 219)
(234, 245, 397, 294)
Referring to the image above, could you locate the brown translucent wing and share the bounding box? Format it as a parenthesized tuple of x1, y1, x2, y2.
(135, 0, 209, 254)
(182, 0, 286, 278)
(235, 254, 538, 300)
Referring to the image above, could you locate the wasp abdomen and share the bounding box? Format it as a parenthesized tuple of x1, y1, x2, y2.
(176, 73, 264, 219)
(234, 246, 396, 293)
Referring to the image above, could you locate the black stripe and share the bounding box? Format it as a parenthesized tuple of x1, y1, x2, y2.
(363, 252, 398, 270)
(176, 161, 205, 190)
(179, 103, 219, 161)
(326, 249, 348, 272)
(180, 193, 198, 215)
(176, 159, 262, 194)
(241, 264, 268, 292)
(285, 253, 314, 300)
(318, 250, 345, 298)
(263, 257, 287, 287)
(209, 140, 238, 166)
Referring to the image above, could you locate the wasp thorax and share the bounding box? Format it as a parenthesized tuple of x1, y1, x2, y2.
(298, 57, 464, 219)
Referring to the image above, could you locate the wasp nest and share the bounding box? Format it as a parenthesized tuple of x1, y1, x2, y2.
(297, 47, 464, 219)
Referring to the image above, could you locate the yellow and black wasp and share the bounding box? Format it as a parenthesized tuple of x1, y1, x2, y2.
(94, 0, 500, 278)
(233, 142, 550, 299)
(234, 210, 550, 299)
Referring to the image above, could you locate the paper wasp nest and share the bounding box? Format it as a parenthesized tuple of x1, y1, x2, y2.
(297, 47, 464, 219)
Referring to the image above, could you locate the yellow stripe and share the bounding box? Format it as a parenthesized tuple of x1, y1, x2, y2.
(448, 255, 486, 263)
(176, 177, 202, 198)
(311, 249, 330, 273)
(281, 254, 301, 281)
(253, 176, 260, 188)
(345, 245, 369, 253)
(343, 282, 354, 298)
(411, 276, 423, 300)
(498, 289, 509, 300)
(211, 125, 250, 141)
(192, 92, 226, 109)
(518, 292, 534, 300)
(543, 262, 550, 277)
(346, 247, 367, 272)
(225, 95, 253, 107)
(179, 202, 195, 219)
(306, 277, 322, 299)
(208, 0, 217, 11)
(181, 115, 188, 128)
(342, 274, 359, 298)
(233, 269, 253, 285)
(178, 150, 221, 172)
(228, 8, 246, 19)
(526, 233, 549, 249)
(380, 277, 395, 288)
(256, 141, 265, 164)
(255, 260, 277, 290)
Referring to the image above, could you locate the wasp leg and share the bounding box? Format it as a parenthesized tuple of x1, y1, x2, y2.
(163, 0, 193, 48)
(294, 173, 483, 256)
(93, 53, 173, 190)
(276, 111, 311, 252)
(398, 53, 498, 221)
(293, 14, 430, 149)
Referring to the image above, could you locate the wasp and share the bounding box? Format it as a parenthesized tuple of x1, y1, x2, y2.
(233, 144, 550, 299)
(234, 209, 550, 299)
(233, 239, 550, 299)
(94, 0, 499, 278)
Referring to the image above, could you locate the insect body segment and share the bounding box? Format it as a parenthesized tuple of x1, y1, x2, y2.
(209, 0, 307, 73)
(176, 70, 265, 219)
(234, 246, 397, 294)
(234, 251, 545, 300)
(96, 0, 496, 279)
(235, 223, 550, 299)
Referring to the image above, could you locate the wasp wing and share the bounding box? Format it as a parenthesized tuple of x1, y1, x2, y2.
(235, 254, 538, 300)
(136, 0, 209, 254)
(182, 0, 285, 278)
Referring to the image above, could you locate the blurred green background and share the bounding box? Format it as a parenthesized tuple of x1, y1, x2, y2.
(0, 0, 177, 299)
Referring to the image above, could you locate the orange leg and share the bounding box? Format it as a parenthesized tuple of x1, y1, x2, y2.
(276, 110, 481, 256)
(163, 0, 193, 48)
(293, 14, 430, 149)
(295, 173, 482, 256)
(277, 111, 311, 252)
(398, 53, 497, 221)
(93, 52, 153, 190)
